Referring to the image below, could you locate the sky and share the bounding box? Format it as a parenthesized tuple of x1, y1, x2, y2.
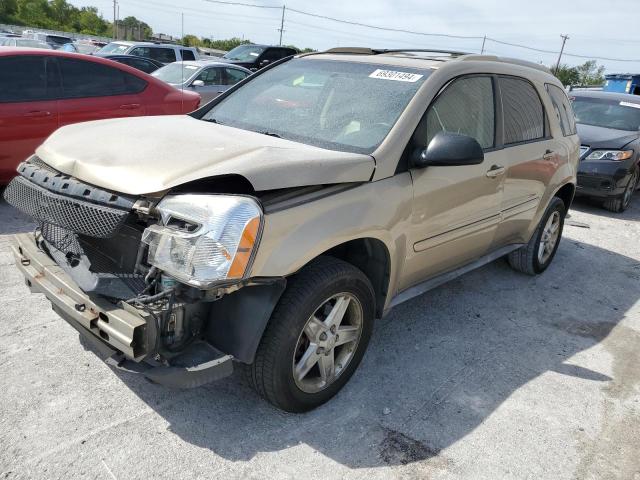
(69, 0, 640, 73)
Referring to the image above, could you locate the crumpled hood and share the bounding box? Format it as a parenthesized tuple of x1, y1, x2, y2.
(36, 115, 375, 195)
(577, 123, 639, 149)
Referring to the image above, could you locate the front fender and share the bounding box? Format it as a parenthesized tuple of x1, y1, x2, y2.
(250, 174, 414, 308)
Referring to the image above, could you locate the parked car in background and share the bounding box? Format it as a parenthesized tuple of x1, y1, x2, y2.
(101, 54, 164, 74)
(571, 91, 640, 212)
(220, 44, 297, 71)
(60, 42, 100, 55)
(0, 38, 52, 49)
(152, 60, 251, 104)
(3, 49, 578, 412)
(27, 32, 73, 49)
(0, 48, 200, 185)
(95, 41, 199, 64)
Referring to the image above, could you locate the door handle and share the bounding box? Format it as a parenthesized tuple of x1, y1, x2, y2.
(23, 110, 51, 118)
(543, 149, 555, 161)
(486, 165, 505, 178)
(119, 103, 141, 110)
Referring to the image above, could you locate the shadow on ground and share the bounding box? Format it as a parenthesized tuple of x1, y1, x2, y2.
(103, 232, 640, 468)
(571, 191, 640, 222)
(0, 195, 34, 235)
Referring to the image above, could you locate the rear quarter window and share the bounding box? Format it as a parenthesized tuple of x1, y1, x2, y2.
(59, 58, 147, 98)
(499, 76, 546, 144)
(545, 84, 577, 136)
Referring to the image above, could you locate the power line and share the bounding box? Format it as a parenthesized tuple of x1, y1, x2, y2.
(164, 0, 640, 64)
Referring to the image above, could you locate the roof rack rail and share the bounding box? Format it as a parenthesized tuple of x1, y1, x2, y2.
(457, 54, 552, 74)
(323, 47, 469, 57)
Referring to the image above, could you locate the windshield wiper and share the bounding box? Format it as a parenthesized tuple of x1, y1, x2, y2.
(203, 117, 223, 125)
(259, 131, 282, 138)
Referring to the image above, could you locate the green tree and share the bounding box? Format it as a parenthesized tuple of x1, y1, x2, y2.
(575, 60, 605, 86)
(554, 64, 580, 86)
(0, 0, 19, 22)
(181, 34, 200, 47)
(209, 37, 250, 51)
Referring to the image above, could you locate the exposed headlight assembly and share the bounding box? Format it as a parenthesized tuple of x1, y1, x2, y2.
(585, 149, 633, 161)
(142, 195, 262, 288)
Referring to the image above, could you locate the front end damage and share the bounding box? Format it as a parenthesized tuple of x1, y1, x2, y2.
(4, 158, 285, 388)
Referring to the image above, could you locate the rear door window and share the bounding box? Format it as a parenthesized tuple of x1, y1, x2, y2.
(181, 49, 196, 61)
(196, 67, 223, 85)
(425, 76, 495, 149)
(545, 84, 576, 136)
(130, 47, 176, 63)
(499, 76, 546, 144)
(59, 58, 147, 98)
(0, 56, 55, 102)
(224, 68, 249, 85)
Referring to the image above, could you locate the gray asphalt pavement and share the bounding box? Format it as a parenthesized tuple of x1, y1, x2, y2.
(0, 193, 639, 479)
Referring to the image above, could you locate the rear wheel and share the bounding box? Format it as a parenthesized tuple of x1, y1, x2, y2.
(508, 197, 566, 275)
(603, 168, 638, 213)
(247, 257, 375, 412)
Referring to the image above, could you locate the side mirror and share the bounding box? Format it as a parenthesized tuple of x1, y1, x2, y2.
(412, 131, 484, 168)
(259, 59, 270, 67)
(191, 79, 205, 87)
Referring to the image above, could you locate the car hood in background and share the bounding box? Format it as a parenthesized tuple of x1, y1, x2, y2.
(35, 116, 375, 195)
(577, 123, 639, 149)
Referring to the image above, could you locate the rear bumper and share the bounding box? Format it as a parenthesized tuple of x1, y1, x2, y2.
(576, 160, 635, 198)
(10, 233, 233, 388)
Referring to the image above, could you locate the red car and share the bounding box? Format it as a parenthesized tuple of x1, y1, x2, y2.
(0, 48, 201, 184)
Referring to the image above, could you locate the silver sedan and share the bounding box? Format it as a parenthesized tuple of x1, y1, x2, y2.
(152, 60, 252, 105)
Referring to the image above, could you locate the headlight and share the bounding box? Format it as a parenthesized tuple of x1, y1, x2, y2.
(141, 195, 262, 288)
(585, 149, 633, 161)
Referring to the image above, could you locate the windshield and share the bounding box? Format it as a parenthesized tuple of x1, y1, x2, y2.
(223, 45, 266, 62)
(46, 35, 71, 46)
(571, 96, 640, 131)
(201, 58, 430, 153)
(98, 42, 130, 55)
(152, 63, 200, 84)
(13, 38, 51, 49)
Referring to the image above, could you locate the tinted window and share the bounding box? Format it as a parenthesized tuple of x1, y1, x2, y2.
(224, 68, 249, 85)
(0, 56, 53, 102)
(425, 76, 495, 149)
(181, 49, 196, 61)
(59, 58, 146, 98)
(500, 77, 545, 144)
(196, 67, 222, 85)
(121, 57, 157, 74)
(546, 84, 576, 136)
(130, 47, 176, 63)
(260, 48, 289, 63)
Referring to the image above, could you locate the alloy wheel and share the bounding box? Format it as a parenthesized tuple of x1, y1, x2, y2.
(292, 293, 363, 394)
(538, 211, 561, 264)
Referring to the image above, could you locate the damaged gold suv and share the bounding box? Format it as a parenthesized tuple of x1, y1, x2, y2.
(4, 48, 579, 412)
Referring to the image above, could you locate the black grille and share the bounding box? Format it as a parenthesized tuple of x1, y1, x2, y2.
(4, 176, 128, 238)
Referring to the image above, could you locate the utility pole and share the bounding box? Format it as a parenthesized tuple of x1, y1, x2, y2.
(112, 0, 117, 40)
(480, 35, 486, 54)
(554, 34, 569, 74)
(278, 5, 285, 46)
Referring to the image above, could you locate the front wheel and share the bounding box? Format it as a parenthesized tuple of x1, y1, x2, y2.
(603, 168, 638, 213)
(247, 257, 375, 412)
(508, 196, 566, 275)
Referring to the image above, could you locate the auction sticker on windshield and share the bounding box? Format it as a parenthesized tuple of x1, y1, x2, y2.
(369, 69, 423, 82)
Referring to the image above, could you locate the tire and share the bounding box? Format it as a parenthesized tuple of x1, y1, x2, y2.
(247, 256, 375, 412)
(603, 168, 638, 213)
(508, 196, 566, 275)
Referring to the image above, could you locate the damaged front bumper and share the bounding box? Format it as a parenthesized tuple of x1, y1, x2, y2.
(10, 232, 234, 388)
